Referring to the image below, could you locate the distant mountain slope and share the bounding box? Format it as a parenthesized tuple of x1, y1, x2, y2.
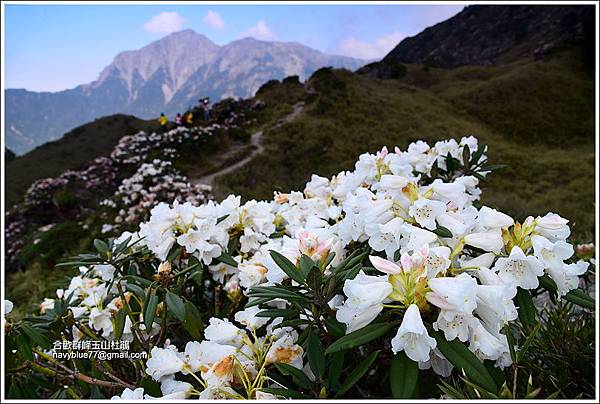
(5, 30, 365, 154)
(383, 5, 594, 68)
(5, 114, 156, 206)
(217, 47, 595, 240)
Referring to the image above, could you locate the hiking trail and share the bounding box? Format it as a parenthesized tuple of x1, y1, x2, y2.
(190, 101, 305, 187)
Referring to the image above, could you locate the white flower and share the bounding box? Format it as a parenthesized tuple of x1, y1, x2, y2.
(234, 306, 269, 330)
(427, 273, 478, 314)
(341, 271, 393, 308)
(477, 206, 514, 229)
(409, 197, 447, 230)
(468, 321, 509, 362)
(547, 260, 589, 296)
(160, 379, 193, 398)
(39, 298, 55, 314)
(425, 246, 451, 278)
(391, 304, 437, 362)
(145, 346, 185, 381)
(336, 271, 392, 333)
(4, 300, 14, 315)
(111, 387, 146, 400)
(204, 318, 244, 347)
(418, 347, 454, 377)
(535, 212, 570, 241)
(475, 284, 518, 333)
(336, 304, 385, 335)
(92, 264, 116, 282)
(464, 230, 503, 253)
(433, 310, 474, 342)
(89, 307, 113, 338)
(493, 246, 544, 289)
(265, 331, 304, 369)
(238, 263, 268, 289)
(240, 228, 268, 253)
(531, 235, 573, 270)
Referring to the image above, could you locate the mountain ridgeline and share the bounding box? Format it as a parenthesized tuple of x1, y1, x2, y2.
(6, 30, 365, 154)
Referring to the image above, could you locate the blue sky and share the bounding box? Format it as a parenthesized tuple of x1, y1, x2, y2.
(4, 3, 465, 92)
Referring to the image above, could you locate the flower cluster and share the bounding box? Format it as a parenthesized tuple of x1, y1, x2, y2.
(11, 136, 593, 400)
(117, 316, 302, 400)
(101, 159, 211, 229)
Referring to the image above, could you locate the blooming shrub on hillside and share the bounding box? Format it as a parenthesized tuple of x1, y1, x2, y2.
(3, 137, 595, 399)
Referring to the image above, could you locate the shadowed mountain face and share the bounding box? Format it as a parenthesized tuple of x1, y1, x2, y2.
(383, 5, 595, 68)
(6, 30, 365, 154)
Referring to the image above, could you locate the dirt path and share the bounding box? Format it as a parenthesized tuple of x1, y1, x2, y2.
(192, 101, 304, 187)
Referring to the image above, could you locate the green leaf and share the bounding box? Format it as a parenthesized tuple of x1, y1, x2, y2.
(516, 322, 542, 363)
(248, 286, 309, 304)
(462, 146, 471, 170)
(15, 333, 34, 362)
(216, 251, 238, 267)
(269, 250, 305, 284)
(324, 317, 346, 338)
(564, 288, 595, 309)
(299, 254, 315, 279)
(433, 225, 453, 238)
(93, 239, 109, 254)
(328, 351, 345, 392)
(113, 307, 128, 340)
(335, 350, 380, 397)
(166, 245, 183, 262)
(274, 363, 312, 390)
(432, 330, 498, 394)
(445, 152, 457, 172)
(144, 288, 159, 328)
(504, 324, 517, 363)
(470, 144, 486, 165)
(515, 288, 536, 329)
(256, 308, 299, 319)
(306, 266, 323, 293)
(258, 387, 310, 399)
(122, 275, 153, 288)
(113, 235, 132, 255)
(125, 283, 145, 298)
(20, 324, 52, 349)
(182, 301, 203, 340)
(165, 291, 186, 321)
(389, 352, 418, 398)
(484, 360, 506, 388)
(325, 323, 394, 354)
(245, 296, 275, 308)
(340, 263, 363, 282)
(479, 164, 507, 172)
(306, 329, 326, 379)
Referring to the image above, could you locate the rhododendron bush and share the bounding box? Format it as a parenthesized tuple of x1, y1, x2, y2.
(4, 137, 594, 399)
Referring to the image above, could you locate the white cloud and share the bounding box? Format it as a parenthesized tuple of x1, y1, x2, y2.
(335, 32, 406, 60)
(143, 12, 186, 35)
(203, 10, 225, 31)
(240, 20, 276, 41)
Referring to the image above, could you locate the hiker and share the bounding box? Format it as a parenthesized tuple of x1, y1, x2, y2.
(158, 113, 168, 132)
(200, 97, 210, 122)
(185, 111, 193, 127)
(175, 113, 182, 127)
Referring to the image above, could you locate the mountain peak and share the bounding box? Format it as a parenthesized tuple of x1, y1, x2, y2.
(95, 29, 220, 101)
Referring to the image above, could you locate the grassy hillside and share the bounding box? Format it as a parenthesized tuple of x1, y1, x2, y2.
(216, 47, 595, 240)
(5, 114, 157, 206)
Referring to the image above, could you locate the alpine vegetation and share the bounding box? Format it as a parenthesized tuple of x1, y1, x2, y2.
(4, 137, 594, 399)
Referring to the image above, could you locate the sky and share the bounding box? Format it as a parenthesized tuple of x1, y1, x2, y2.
(3, 3, 465, 92)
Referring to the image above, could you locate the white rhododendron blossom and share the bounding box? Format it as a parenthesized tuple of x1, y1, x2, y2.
(20, 136, 592, 399)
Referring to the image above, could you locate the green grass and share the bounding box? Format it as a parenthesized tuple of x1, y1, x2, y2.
(216, 48, 595, 240)
(5, 114, 157, 206)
